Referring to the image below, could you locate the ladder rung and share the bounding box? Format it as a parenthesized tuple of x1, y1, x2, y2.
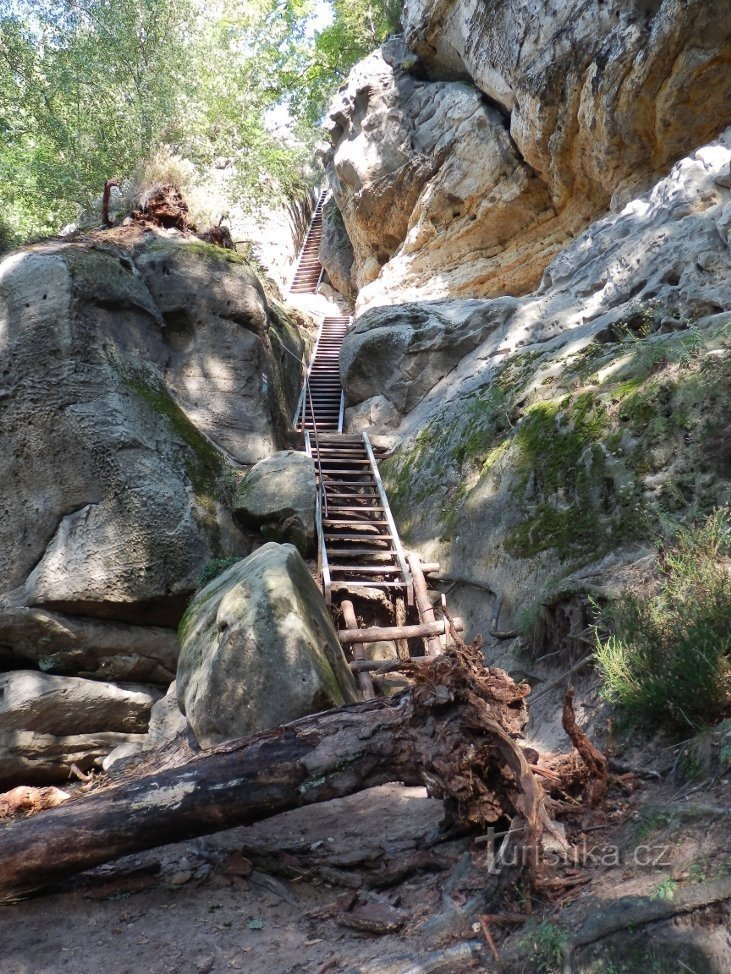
(324, 548, 395, 557)
(329, 566, 400, 574)
(319, 459, 372, 465)
(330, 581, 407, 590)
(327, 505, 384, 512)
(318, 468, 373, 475)
(324, 492, 378, 499)
(325, 534, 393, 551)
(323, 518, 389, 526)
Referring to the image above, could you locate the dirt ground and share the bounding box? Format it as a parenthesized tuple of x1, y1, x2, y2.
(1, 765, 729, 974)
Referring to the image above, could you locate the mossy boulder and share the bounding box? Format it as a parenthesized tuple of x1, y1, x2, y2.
(176, 543, 359, 748)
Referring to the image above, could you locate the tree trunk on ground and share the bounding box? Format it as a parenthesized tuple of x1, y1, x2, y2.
(0, 645, 550, 901)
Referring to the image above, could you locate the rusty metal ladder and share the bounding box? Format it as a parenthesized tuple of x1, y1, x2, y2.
(304, 430, 414, 606)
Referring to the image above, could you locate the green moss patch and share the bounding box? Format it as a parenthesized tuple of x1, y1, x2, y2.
(383, 325, 730, 568)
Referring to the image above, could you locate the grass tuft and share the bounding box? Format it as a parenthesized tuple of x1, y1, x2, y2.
(594, 507, 731, 733)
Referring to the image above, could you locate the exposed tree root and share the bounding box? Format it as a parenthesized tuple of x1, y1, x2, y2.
(562, 686, 609, 805)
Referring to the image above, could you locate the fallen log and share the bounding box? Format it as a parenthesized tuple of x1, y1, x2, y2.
(338, 618, 463, 645)
(0, 644, 548, 901)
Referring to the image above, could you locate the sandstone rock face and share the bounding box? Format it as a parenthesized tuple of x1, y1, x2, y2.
(0, 230, 309, 780)
(326, 38, 556, 308)
(341, 299, 513, 415)
(177, 543, 359, 748)
(319, 197, 355, 300)
(326, 5, 731, 308)
(143, 680, 189, 750)
(0, 671, 158, 735)
(0, 670, 157, 785)
(0, 608, 178, 684)
(0, 730, 147, 787)
(233, 451, 317, 556)
(366, 134, 731, 637)
(0, 232, 304, 645)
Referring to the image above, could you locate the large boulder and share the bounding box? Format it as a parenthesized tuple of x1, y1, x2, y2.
(0, 730, 147, 787)
(232, 450, 317, 556)
(0, 608, 178, 684)
(0, 231, 305, 663)
(0, 671, 158, 735)
(177, 543, 359, 747)
(326, 4, 731, 308)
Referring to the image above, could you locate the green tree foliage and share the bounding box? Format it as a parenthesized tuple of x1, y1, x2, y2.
(300, 0, 402, 124)
(594, 507, 731, 733)
(0, 0, 401, 243)
(0, 0, 194, 238)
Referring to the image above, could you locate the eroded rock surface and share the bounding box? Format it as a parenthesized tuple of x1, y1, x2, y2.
(177, 543, 359, 748)
(0, 233, 304, 637)
(324, 3, 731, 308)
(0, 230, 309, 777)
(0, 671, 158, 786)
(360, 133, 731, 637)
(233, 450, 316, 556)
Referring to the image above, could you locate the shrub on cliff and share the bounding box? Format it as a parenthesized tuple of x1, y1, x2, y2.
(594, 508, 731, 733)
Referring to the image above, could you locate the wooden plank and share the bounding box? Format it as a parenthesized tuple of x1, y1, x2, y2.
(407, 554, 442, 658)
(341, 600, 375, 699)
(339, 618, 463, 645)
(323, 533, 393, 542)
(329, 565, 400, 574)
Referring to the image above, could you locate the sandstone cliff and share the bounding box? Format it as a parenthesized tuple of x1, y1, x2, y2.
(344, 133, 730, 644)
(322, 0, 731, 310)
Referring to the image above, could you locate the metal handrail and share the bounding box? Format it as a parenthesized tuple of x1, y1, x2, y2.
(306, 376, 328, 518)
(291, 312, 325, 429)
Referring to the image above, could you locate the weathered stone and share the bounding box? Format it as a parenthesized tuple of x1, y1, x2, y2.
(403, 0, 731, 209)
(177, 543, 359, 748)
(232, 451, 316, 556)
(341, 299, 513, 416)
(326, 38, 555, 309)
(101, 741, 145, 772)
(0, 231, 304, 640)
(143, 680, 189, 750)
(0, 730, 147, 787)
(326, 5, 731, 308)
(133, 237, 304, 464)
(0, 607, 178, 684)
(365, 133, 731, 641)
(0, 671, 159, 736)
(344, 395, 403, 436)
(319, 197, 355, 300)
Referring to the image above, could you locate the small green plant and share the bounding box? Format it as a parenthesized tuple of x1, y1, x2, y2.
(594, 507, 731, 733)
(518, 919, 568, 973)
(196, 557, 243, 591)
(634, 809, 676, 842)
(650, 878, 678, 900)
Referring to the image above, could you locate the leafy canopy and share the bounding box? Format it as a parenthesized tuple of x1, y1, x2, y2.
(0, 0, 401, 245)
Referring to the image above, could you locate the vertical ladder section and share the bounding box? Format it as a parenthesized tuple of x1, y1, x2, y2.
(289, 190, 328, 294)
(309, 432, 414, 606)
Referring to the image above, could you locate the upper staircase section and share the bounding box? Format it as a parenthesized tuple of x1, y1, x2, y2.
(289, 191, 328, 294)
